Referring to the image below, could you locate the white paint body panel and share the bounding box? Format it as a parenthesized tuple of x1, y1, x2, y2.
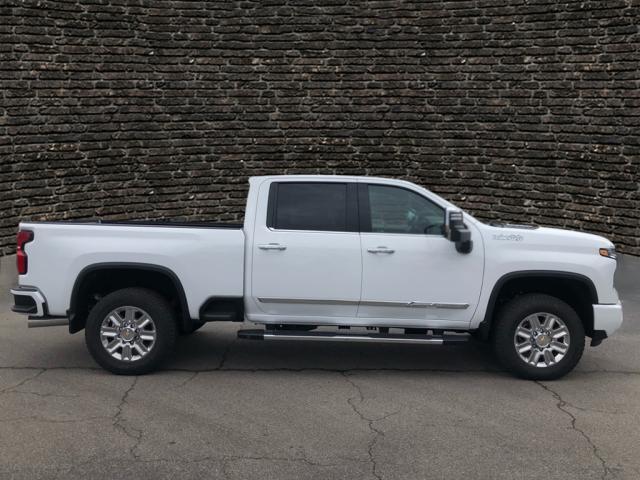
(470, 224, 620, 328)
(16, 174, 623, 338)
(593, 302, 623, 333)
(358, 230, 483, 326)
(18, 223, 245, 319)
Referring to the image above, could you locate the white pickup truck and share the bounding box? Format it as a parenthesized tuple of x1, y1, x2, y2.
(11, 175, 623, 379)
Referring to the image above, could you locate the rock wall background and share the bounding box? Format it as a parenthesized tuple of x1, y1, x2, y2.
(1, 0, 638, 255)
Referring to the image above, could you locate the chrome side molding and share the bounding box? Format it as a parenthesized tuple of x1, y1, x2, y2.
(258, 297, 356, 305)
(257, 297, 469, 309)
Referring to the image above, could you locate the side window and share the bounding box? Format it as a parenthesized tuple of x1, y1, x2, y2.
(366, 185, 445, 235)
(270, 182, 349, 232)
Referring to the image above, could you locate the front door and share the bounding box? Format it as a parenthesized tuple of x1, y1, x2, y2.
(357, 183, 484, 327)
(251, 181, 362, 322)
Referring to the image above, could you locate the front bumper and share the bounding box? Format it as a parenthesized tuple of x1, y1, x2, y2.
(592, 301, 623, 338)
(10, 287, 68, 328)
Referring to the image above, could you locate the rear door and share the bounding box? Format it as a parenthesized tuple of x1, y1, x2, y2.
(357, 182, 484, 326)
(251, 181, 362, 320)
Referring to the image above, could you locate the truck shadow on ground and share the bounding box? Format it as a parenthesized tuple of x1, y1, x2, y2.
(167, 327, 503, 373)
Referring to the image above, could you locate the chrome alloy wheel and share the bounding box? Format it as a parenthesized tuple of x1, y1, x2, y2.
(514, 312, 570, 368)
(100, 306, 157, 362)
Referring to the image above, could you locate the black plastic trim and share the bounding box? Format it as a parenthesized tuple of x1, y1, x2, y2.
(477, 270, 599, 340)
(346, 183, 359, 232)
(266, 182, 278, 229)
(198, 296, 245, 322)
(11, 297, 37, 314)
(69, 262, 192, 334)
(357, 183, 372, 232)
(590, 330, 608, 347)
(11, 289, 46, 315)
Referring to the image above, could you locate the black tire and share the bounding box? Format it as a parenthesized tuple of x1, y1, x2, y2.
(181, 320, 206, 335)
(85, 288, 177, 375)
(492, 293, 585, 380)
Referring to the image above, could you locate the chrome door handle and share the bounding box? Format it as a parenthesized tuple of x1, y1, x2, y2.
(367, 247, 395, 254)
(258, 243, 287, 251)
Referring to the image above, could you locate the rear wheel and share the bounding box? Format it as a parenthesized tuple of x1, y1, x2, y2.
(492, 293, 585, 380)
(85, 288, 177, 375)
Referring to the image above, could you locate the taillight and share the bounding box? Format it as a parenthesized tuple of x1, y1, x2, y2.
(16, 230, 34, 275)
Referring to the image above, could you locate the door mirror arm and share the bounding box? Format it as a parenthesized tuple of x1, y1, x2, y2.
(445, 209, 473, 254)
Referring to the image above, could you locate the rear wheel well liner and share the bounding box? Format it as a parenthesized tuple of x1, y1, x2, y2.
(68, 262, 192, 334)
(477, 270, 598, 341)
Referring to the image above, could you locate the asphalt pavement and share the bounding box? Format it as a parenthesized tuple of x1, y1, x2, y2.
(0, 254, 639, 479)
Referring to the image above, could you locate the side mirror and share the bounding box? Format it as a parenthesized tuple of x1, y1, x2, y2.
(445, 209, 473, 254)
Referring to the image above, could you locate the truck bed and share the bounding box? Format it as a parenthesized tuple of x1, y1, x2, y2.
(18, 221, 246, 319)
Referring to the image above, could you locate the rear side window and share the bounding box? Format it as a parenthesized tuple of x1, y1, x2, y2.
(269, 182, 350, 232)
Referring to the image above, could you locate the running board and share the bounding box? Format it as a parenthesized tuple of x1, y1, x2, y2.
(237, 329, 469, 345)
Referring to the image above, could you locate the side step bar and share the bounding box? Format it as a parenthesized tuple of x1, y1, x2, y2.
(237, 329, 469, 345)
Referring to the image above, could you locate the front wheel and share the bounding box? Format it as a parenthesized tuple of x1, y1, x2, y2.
(492, 294, 585, 380)
(85, 288, 177, 375)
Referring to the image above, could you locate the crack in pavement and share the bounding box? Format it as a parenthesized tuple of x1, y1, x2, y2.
(0, 368, 45, 395)
(113, 376, 144, 461)
(217, 338, 235, 370)
(173, 338, 234, 390)
(536, 381, 617, 480)
(175, 370, 199, 389)
(0, 365, 637, 478)
(342, 372, 400, 480)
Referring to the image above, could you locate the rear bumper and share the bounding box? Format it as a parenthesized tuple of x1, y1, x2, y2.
(593, 302, 623, 336)
(10, 287, 68, 328)
(10, 287, 46, 317)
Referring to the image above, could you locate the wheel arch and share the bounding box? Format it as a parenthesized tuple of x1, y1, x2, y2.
(68, 262, 192, 334)
(477, 270, 598, 341)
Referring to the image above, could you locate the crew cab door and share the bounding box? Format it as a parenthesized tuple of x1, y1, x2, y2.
(250, 180, 362, 321)
(357, 182, 483, 327)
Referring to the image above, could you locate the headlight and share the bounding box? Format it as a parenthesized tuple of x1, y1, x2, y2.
(599, 247, 617, 260)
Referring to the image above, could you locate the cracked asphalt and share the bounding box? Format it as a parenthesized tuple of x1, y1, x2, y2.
(1, 254, 639, 480)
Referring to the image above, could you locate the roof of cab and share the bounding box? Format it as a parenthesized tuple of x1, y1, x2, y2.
(249, 174, 416, 186)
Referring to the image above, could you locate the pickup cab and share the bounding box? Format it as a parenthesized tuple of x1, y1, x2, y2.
(10, 175, 623, 379)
